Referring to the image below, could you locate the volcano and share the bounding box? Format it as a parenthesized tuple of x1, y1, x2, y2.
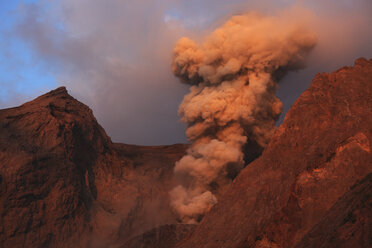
(0, 58, 371, 248)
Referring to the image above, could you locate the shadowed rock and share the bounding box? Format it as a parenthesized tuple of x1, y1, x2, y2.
(122, 224, 196, 248)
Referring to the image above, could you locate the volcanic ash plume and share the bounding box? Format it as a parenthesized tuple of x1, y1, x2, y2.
(170, 11, 317, 223)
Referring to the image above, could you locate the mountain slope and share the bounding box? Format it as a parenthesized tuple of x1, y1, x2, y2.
(0, 87, 187, 247)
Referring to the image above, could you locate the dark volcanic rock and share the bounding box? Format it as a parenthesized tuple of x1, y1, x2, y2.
(295, 173, 371, 248)
(122, 224, 196, 248)
(0, 87, 187, 247)
(176, 58, 372, 248)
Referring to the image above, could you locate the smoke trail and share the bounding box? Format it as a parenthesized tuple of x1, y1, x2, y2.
(170, 10, 317, 223)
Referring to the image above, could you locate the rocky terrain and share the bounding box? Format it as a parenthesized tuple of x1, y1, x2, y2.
(295, 173, 371, 248)
(0, 87, 188, 247)
(0, 58, 371, 248)
(122, 224, 196, 248)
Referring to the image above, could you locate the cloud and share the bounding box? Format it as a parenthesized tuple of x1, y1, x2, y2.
(3, 0, 371, 146)
(12, 0, 191, 145)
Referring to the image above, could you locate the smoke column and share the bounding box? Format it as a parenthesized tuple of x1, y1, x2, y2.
(169, 10, 317, 224)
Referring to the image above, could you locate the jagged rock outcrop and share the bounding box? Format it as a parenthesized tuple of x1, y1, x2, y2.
(295, 173, 371, 248)
(0, 87, 187, 247)
(176, 58, 372, 248)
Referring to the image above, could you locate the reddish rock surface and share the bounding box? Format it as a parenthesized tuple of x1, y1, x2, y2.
(295, 173, 371, 248)
(122, 224, 196, 248)
(0, 87, 187, 247)
(176, 58, 372, 248)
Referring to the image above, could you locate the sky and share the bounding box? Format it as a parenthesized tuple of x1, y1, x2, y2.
(0, 0, 371, 145)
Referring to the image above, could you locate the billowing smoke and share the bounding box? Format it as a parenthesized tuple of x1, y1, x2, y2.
(170, 11, 317, 223)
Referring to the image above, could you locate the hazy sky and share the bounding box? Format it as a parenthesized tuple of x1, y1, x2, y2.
(0, 0, 371, 145)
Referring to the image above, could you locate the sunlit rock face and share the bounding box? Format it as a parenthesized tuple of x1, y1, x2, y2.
(176, 58, 372, 248)
(295, 172, 372, 248)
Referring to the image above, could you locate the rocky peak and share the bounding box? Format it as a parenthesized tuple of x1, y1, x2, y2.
(0, 86, 114, 247)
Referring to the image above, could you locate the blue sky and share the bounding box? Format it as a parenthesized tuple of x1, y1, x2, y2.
(0, 0, 57, 106)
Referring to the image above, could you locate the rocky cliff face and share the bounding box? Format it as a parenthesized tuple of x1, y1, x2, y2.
(176, 58, 372, 248)
(295, 172, 372, 248)
(0, 87, 187, 247)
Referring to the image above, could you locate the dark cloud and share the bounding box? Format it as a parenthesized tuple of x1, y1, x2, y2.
(7, 0, 372, 145)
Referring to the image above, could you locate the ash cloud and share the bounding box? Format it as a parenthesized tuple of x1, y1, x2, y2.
(170, 9, 317, 223)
